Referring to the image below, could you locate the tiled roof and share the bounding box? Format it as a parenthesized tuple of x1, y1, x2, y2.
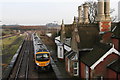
(66, 51, 77, 60)
(78, 26, 100, 49)
(80, 43, 112, 67)
(65, 24, 73, 38)
(65, 50, 72, 56)
(64, 24, 100, 49)
(107, 59, 120, 73)
(64, 38, 71, 47)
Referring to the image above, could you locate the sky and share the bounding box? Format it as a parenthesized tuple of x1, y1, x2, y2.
(0, 0, 120, 25)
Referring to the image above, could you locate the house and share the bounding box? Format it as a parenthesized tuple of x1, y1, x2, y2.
(79, 43, 120, 79)
(55, 20, 72, 60)
(65, 50, 78, 76)
(62, 13, 102, 76)
(64, 23, 120, 78)
(54, 0, 120, 79)
(107, 59, 120, 79)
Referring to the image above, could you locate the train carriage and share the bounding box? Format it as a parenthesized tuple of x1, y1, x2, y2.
(32, 33, 51, 71)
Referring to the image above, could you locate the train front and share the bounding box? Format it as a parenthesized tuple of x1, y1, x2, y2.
(34, 50, 51, 71)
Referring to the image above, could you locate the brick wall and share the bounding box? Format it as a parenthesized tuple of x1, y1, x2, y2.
(91, 53, 119, 78)
(80, 62, 86, 78)
(107, 69, 116, 79)
(112, 38, 119, 51)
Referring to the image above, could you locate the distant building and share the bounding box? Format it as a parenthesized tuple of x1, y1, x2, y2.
(46, 23, 59, 27)
(118, 1, 120, 21)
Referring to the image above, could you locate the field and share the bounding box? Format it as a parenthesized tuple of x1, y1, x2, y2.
(1, 34, 25, 70)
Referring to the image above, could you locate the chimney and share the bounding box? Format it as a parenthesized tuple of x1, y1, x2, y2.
(78, 6, 83, 24)
(60, 19, 66, 43)
(104, 0, 111, 21)
(83, 3, 89, 24)
(96, 0, 105, 21)
(71, 17, 80, 52)
(73, 16, 77, 24)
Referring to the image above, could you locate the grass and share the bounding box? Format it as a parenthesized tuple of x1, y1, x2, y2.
(1, 35, 24, 55)
(2, 29, 15, 35)
(1, 34, 25, 70)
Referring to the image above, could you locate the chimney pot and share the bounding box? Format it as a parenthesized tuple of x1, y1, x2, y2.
(83, 3, 89, 24)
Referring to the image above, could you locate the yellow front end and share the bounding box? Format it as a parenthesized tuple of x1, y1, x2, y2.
(34, 52, 51, 70)
(35, 60, 50, 67)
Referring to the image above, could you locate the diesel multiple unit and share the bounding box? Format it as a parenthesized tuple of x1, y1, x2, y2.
(32, 33, 51, 71)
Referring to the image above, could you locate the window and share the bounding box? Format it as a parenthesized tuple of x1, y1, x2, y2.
(74, 62, 77, 68)
(36, 54, 49, 61)
(73, 62, 79, 76)
(58, 46, 63, 59)
(74, 69, 77, 74)
(60, 47, 62, 57)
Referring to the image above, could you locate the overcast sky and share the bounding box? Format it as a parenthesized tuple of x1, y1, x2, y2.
(0, 0, 120, 25)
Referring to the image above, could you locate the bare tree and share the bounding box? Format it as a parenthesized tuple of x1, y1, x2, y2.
(87, 1, 97, 23)
(110, 9, 117, 22)
(86, 1, 116, 23)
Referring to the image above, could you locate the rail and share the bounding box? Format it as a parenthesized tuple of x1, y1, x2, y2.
(11, 34, 31, 80)
(2, 36, 25, 79)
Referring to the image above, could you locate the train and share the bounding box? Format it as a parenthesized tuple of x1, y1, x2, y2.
(32, 33, 51, 71)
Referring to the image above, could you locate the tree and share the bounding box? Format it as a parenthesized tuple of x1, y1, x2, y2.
(86, 1, 116, 23)
(87, 1, 97, 23)
(110, 9, 117, 22)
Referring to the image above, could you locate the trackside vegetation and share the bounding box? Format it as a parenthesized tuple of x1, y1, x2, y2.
(1, 34, 25, 71)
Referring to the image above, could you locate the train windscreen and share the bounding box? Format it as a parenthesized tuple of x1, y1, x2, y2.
(36, 54, 49, 61)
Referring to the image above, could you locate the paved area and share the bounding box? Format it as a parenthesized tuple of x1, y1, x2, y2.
(51, 50, 71, 78)
(40, 36, 73, 79)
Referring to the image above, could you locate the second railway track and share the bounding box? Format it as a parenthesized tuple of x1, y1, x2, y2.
(8, 33, 32, 80)
(6, 32, 57, 80)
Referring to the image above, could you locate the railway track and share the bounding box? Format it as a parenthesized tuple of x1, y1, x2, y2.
(8, 33, 31, 80)
(6, 32, 57, 80)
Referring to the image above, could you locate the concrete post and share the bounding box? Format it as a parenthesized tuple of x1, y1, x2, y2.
(104, 0, 111, 21)
(83, 3, 89, 24)
(78, 6, 83, 24)
(97, 0, 105, 21)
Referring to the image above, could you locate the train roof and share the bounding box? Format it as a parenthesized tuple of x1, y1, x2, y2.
(37, 49, 49, 52)
(33, 33, 49, 54)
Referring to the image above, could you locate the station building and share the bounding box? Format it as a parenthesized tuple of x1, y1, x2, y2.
(55, 0, 120, 79)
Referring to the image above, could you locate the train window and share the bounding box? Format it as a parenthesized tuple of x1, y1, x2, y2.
(43, 54, 49, 58)
(36, 54, 49, 61)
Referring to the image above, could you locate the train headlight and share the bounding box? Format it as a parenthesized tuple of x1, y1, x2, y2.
(46, 62, 49, 65)
(36, 63, 39, 66)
